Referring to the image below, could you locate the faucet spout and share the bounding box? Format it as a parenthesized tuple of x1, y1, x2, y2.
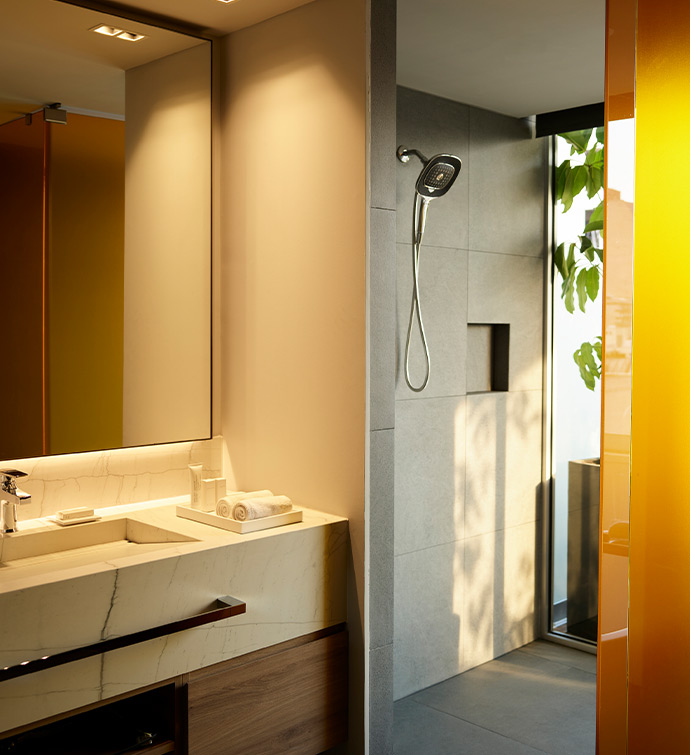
(0, 469, 31, 534)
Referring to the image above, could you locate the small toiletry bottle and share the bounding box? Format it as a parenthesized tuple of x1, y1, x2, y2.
(201, 478, 217, 512)
(189, 464, 203, 510)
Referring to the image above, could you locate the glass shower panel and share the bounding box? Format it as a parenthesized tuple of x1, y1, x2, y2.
(550, 131, 603, 644)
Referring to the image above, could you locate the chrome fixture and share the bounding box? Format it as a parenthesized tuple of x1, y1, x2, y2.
(0, 469, 31, 534)
(397, 145, 462, 392)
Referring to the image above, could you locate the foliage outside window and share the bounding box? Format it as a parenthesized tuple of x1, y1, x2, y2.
(554, 128, 604, 390)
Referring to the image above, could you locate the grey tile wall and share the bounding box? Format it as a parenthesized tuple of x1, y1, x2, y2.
(395, 244, 468, 400)
(393, 87, 546, 701)
(368, 1, 397, 752)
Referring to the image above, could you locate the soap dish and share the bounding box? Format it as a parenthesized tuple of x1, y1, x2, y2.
(48, 514, 101, 526)
(176, 505, 302, 534)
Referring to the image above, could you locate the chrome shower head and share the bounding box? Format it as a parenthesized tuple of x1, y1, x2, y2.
(397, 146, 462, 246)
(397, 146, 462, 199)
(415, 154, 462, 198)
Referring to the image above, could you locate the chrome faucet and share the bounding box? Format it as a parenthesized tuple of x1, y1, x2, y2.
(1, 469, 31, 534)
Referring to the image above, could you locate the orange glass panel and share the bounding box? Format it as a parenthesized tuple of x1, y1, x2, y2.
(628, 1, 690, 750)
(598, 0, 635, 751)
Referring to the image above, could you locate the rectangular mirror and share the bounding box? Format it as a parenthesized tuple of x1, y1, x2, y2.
(0, 0, 211, 459)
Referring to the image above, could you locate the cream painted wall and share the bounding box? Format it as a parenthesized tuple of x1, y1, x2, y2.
(219, 0, 367, 748)
(124, 43, 212, 447)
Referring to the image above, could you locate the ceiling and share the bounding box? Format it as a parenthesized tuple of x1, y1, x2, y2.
(0, 0, 316, 123)
(2, 0, 604, 124)
(397, 0, 606, 118)
(66, 0, 317, 36)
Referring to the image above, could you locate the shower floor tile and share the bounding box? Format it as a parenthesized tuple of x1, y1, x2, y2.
(393, 640, 596, 755)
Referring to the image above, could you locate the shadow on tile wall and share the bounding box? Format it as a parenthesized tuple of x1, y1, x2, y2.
(393, 86, 546, 700)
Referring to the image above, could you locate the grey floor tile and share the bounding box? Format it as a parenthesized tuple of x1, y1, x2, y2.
(411, 649, 595, 755)
(518, 640, 597, 675)
(394, 698, 546, 755)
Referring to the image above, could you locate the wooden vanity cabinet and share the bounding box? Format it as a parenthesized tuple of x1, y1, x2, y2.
(0, 625, 348, 755)
(187, 625, 348, 754)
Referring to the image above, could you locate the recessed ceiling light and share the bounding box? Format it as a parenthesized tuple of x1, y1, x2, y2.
(116, 31, 146, 42)
(90, 24, 146, 41)
(90, 24, 123, 36)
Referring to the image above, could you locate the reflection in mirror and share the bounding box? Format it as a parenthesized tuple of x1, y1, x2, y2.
(0, 0, 211, 460)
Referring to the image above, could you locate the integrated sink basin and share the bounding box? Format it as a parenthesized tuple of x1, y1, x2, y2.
(0, 518, 198, 571)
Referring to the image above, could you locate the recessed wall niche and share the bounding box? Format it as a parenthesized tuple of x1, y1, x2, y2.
(466, 323, 510, 393)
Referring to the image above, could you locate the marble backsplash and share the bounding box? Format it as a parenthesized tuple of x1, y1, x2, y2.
(2, 437, 223, 521)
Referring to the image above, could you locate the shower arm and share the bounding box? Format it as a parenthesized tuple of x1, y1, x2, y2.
(397, 146, 428, 166)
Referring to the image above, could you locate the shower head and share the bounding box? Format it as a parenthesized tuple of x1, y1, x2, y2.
(414, 154, 462, 199)
(396, 146, 462, 199)
(397, 146, 462, 246)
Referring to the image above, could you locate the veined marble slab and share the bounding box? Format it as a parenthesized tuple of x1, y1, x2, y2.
(0, 499, 348, 734)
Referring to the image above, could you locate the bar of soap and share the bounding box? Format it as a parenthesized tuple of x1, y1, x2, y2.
(57, 507, 95, 521)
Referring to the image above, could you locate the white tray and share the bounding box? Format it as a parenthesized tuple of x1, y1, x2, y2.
(176, 505, 302, 534)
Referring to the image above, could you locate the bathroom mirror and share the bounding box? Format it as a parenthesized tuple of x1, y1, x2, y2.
(0, 0, 211, 460)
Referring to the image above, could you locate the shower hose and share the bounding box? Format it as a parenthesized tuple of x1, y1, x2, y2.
(404, 194, 430, 392)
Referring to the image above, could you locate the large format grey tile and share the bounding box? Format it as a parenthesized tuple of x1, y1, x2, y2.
(369, 429, 394, 651)
(394, 541, 464, 699)
(394, 396, 465, 555)
(370, 208, 397, 431)
(370, 0, 397, 211)
(518, 640, 597, 675)
(370, 643, 394, 755)
(396, 87, 469, 250)
(462, 522, 537, 670)
(467, 251, 543, 392)
(464, 391, 542, 538)
(468, 108, 546, 257)
(412, 649, 595, 755)
(466, 324, 492, 393)
(396, 244, 468, 399)
(394, 698, 545, 755)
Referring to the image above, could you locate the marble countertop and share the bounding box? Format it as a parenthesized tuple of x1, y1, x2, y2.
(0, 497, 348, 734)
(0, 496, 345, 594)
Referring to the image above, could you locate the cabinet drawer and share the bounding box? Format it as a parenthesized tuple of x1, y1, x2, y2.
(188, 628, 348, 755)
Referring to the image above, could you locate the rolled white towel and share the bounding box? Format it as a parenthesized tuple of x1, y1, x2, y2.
(216, 490, 273, 518)
(232, 495, 293, 521)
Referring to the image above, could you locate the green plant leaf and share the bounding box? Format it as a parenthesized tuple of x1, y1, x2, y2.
(585, 266, 600, 301)
(562, 129, 593, 154)
(564, 242, 576, 277)
(573, 339, 601, 391)
(593, 246, 603, 263)
(555, 160, 570, 202)
(563, 274, 575, 314)
(584, 145, 604, 168)
(586, 166, 604, 199)
(584, 201, 604, 232)
(596, 127, 605, 144)
(571, 165, 587, 200)
(554, 242, 566, 279)
(576, 269, 588, 312)
(561, 166, 575, 211)
(580, 235, 594, 262)
(574, 349, 596, 390)
(593, 337, 602, 360)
